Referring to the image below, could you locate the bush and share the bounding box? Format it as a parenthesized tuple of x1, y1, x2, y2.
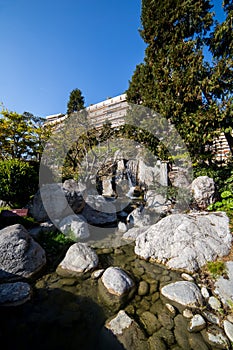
(0, 159, 39, 207)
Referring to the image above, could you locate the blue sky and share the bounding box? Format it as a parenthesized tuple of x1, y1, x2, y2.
(0, 0, 226, 118)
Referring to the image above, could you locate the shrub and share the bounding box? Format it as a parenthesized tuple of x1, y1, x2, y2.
(0, 159, 39, 207)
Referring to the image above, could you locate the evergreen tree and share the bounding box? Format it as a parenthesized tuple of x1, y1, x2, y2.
(208, 0, 233, 154)
(67, 88, 85, 116)
(127, 0, 215, 162)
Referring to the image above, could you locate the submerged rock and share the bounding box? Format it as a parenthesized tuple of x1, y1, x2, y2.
(101, 310, 148, 350)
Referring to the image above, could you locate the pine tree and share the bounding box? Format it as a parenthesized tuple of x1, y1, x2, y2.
(67, 88, 85, 116)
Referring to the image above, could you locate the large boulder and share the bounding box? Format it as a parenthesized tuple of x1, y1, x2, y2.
(0, 224, 46, 280)
(191, 176, 216, 210)
(214, 261, 233, 307)
(56, 242, 98, 277)
(135, 212, 232, 273)
(30, 180, 84, 222)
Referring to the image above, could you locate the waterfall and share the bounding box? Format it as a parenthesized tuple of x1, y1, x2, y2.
(126, 168, 136, 199)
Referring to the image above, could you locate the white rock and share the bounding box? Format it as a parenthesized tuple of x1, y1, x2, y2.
(208, 296, 221, 311)
(165, 303, 176, 316)
(214, 261, 233, 307)
(202, 327, 230, 349)
(223, 320, 233, 342)
(188, 314, 206, 332)
(58, 243, 98, 274)
(201, 286, 210, 299)
(59, 214, 90, 240)
(135, 212, 232, 273)
(91, 269, 104, 279)
(106, 310, 133, 335)
(118, 222, 128, 233)
(101, 267, 134, 296)
(191, 176, 216, 210)
(161, 281, 203, 308)
(181, 273, 194, 282)
(183, 309, 193, 319)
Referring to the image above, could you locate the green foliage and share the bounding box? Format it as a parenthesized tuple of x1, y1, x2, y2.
(0, 109, 50, 160)
(37, 230, 74, 269)
(206, 260, 227, 279)
(0, 158, 39, 207)
(127, 0, 233, 163)
(67, 88, 85, 115)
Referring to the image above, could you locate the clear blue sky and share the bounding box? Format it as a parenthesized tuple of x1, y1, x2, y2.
(0, 0, 225, 118)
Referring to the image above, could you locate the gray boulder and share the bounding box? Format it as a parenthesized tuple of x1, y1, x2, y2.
(191, 176, 216, 210)
(0, 224, 46, 280)
(31, 180, 84, 222)
(56, 242, 98, 277)
(0, 282, 32, 306)
(58, 214, 90, 240)
(135, 211, 232, 273)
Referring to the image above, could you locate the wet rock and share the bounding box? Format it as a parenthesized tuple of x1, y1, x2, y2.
(161, 281, 203, 308)
(188, 333, 209, 350)
(0, 224, 46, 280)
(203, 311, 220, 326)
(174, 314, 191, 350)
(148, 333, 167, 350)
(139, 311, 161, 335)
(56, 243, 98, 277)
(188, 314, 206, 332)
(135, 212, 231, 273)
(155, 327, 175, 347)
(58, 214, 90, 240)
(0, 282, 32, 306)
(201, 326, 230, 349)
(223, 320, 233, 342)
(138, 281, 149, 296)
(102, 310, 148, 350)
(98, 267, 135, 312)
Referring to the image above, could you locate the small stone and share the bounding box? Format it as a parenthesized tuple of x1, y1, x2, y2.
(223, 320, 233, 342)
(201, 286, 210, 299)
(118, 221, 128, 233)
(139, 311, 161, 335)
(183, 309, 193, 319)
(181, 273, 194, 282)
(203, 311, 220, 326)
(165, 303, 176, 316)
(227, 315, 233, 323)
(188, 314, 206, 332)
(0, 282, 32, 306)
(201, 327, 230, 349)
(91, 269, 104, 279)
(208, 296, 221, 311)
(138, 281, 149, 296)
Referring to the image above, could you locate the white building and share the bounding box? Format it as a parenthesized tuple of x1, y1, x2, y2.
(45, 93, 129, 128)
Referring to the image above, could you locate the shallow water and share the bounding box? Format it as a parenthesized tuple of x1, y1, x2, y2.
(0, 244, 220, 350)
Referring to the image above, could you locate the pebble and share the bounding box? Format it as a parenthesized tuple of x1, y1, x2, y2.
(208, 296, 221, 311)
(181, 273, 194, 282)
(138, 281, 149, 296)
